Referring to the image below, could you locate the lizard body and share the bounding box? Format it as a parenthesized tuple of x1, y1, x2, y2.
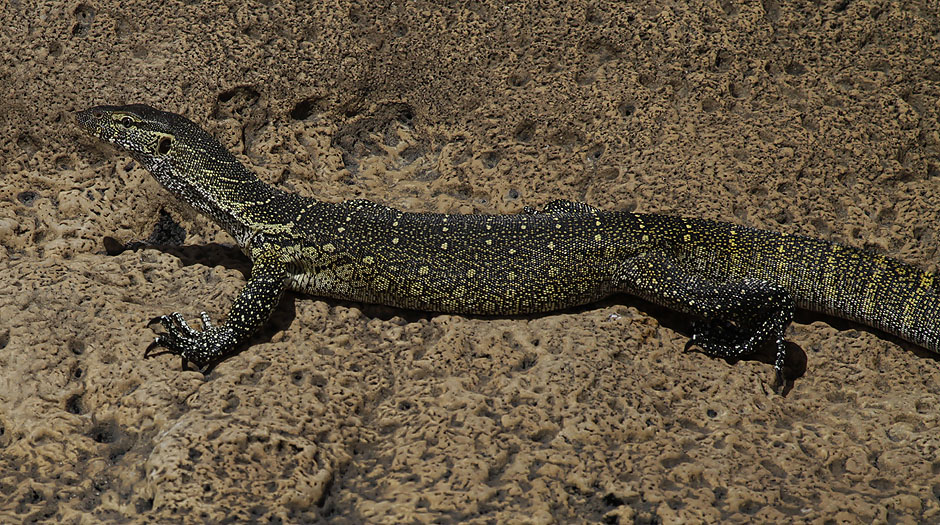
(77, 104, 940, 386)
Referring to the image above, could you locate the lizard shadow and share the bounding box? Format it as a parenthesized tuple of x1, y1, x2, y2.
(128, 243, 938, 392)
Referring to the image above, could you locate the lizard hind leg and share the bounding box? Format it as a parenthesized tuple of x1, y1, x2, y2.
(685, 279, 795, 388)
(617, 253, 795, 389)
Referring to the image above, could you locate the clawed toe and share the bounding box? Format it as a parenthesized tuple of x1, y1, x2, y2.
(688, 316, 794, 394)
(143, 312, 234, 372)
(144, 336, 166, 359)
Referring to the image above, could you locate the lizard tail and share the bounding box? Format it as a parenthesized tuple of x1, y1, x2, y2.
(735, 226, 940, 354)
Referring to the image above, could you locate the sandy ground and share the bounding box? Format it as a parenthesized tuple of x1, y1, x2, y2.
(1, 0, 939, 523)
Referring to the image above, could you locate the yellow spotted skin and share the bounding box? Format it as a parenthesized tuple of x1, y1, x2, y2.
(78, 104, 940, 382)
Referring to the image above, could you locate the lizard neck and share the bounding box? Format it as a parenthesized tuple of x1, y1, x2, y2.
(149, 147, 278, 245)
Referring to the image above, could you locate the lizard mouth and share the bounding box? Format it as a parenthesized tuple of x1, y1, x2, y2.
(76, 107, 110, 141)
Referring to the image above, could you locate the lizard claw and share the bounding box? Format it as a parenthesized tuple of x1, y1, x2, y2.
(689, 319, 796, 395)
(145, 312, 236, 372)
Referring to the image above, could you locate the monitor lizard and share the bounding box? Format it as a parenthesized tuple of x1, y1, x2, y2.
(76, 104, 940, 390)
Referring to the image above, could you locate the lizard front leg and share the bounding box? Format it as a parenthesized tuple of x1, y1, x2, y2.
(146, 247, 289, 372)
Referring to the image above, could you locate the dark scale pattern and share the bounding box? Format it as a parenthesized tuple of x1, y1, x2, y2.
(279, 201, 631, 315)
(78, 105, 940, 382)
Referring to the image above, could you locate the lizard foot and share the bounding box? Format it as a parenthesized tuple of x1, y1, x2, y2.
(685, 318, 757, 358)
(686, 313, 791, 392)
(145, 312, 236, 372)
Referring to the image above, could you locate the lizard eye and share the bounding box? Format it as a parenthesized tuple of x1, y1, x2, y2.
(157, 137, 173, 155)
(119, 116, 134, 128)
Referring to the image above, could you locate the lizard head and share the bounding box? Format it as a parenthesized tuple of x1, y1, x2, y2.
(77, 104, 185, 165)
(77, 104, 253, 200)
(77, 104, 268, 240)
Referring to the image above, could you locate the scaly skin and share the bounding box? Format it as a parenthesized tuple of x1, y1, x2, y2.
(77, 104, 940, 388)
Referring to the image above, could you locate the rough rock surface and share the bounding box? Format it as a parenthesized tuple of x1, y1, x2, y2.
(1, 1, 939, 523)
